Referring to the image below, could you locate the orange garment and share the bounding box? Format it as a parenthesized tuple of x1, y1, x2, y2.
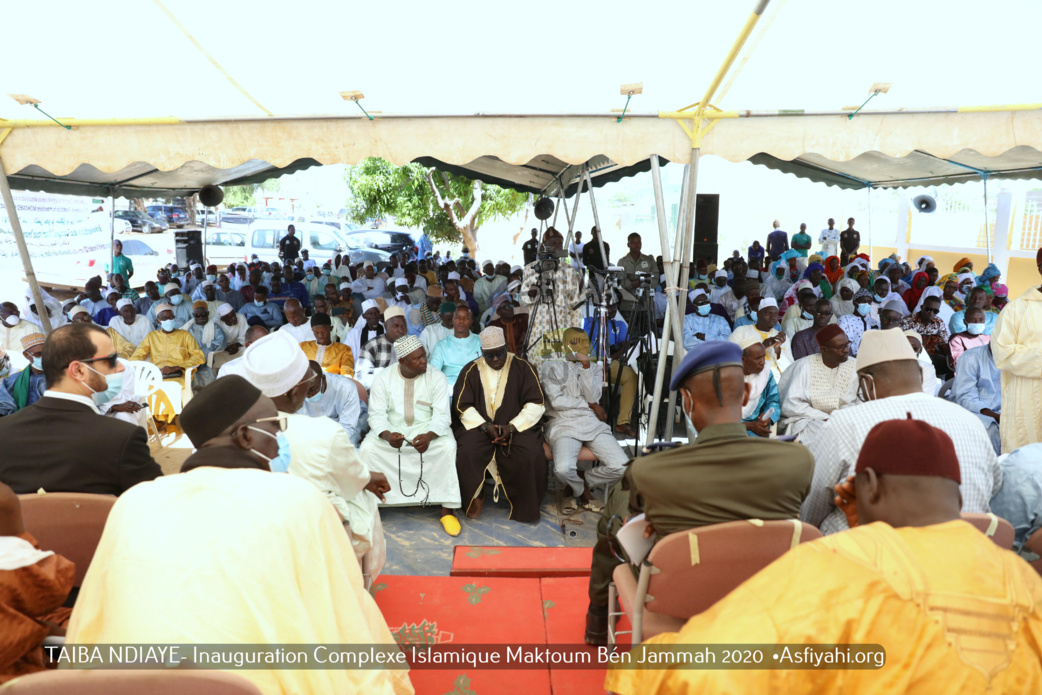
(0, 533, 74, 684)
(300, 341, 354, 376)
(823, 256, 844, 286)
(606, 521, 1042, 695)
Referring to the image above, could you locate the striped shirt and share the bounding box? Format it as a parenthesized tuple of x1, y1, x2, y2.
(801, 392, 1001, 535)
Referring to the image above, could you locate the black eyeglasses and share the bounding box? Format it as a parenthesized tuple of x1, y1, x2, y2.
(78, 352, 119, 369)
(920, 307, 940, 314)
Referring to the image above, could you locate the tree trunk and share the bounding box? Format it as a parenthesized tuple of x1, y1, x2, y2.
(131, 198, 146, 212)
(185, 193, 198, 226)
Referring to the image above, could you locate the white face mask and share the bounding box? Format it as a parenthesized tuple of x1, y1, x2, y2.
(2, 315, 19, 328)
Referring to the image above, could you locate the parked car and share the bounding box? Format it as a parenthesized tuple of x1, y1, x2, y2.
(204, 221, 367, 266)
(195, 209, 219, 226)
(307, 218, 360, 236)
(146, 205, 189, 228)
(342, 229, 417, 257)
(115, 210, 166, 234)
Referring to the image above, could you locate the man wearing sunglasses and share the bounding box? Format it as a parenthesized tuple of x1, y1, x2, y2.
(0, 323, 161, 496)
(901, 295, 952, 381)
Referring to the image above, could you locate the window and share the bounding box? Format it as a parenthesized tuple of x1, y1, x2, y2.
(309, 230, 339, 251)
(252, 228, 278, 249)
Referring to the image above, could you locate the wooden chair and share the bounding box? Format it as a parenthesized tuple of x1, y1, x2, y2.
(0, 669, 262, 694)
(960, 512, 1015, 549)
(609, 519, 822, 645)
(18, 493, 116, 587)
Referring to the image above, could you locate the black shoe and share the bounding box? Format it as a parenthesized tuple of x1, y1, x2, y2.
(584, 605, 609, 646)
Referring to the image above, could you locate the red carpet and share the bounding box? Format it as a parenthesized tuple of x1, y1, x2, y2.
(451, 546, 594, 578)
(539, 577, 631, 695)
(372, 575, 551, 695)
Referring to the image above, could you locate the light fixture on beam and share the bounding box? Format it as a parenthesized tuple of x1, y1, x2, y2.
(617, 82, 642, 123)
(340, 91, 374, 121)
(7, 94, 71, 130)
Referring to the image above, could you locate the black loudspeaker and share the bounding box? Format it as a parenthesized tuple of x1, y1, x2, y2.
(199, 184, 224, 207)
(175, 230, 204, 268)
(691, 193, 719, 264)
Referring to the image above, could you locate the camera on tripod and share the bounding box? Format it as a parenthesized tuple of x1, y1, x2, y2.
(633, 271, 655, 296)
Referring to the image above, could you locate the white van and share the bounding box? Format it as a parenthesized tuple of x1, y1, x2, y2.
(205, 221, 350, 266)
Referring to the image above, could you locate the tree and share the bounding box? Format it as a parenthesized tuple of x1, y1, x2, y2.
(345, 158, 528, 251)
(222, 185, 255, 209)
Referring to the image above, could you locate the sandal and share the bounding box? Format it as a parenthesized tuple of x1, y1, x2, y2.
(583, 498, 605, 513)
(561, 497, 579, 515)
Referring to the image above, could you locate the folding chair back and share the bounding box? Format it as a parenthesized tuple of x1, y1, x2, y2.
(0, 669, 262, 694)
(960, 512, 1015, 550)
(644, 519, 822, 620)
(127, 360, 162, 400)
(18, 493, 116, 587)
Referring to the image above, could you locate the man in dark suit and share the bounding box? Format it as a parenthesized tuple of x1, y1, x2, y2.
(0, 323, 162, 495)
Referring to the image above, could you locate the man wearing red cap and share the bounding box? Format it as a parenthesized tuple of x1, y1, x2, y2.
(606, 417, 1042, 694)
(777, 324, 858, 447)
(990, 247, 1042, 452)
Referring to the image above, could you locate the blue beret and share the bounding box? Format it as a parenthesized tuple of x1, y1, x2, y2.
(669, 341, 743, 391)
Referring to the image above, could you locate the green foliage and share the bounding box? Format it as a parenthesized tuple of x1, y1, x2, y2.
(223, 185, 255, 208)
(345, 158, 527, 244)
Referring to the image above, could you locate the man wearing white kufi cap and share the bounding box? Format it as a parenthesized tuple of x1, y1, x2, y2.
(242, 330, 389, 571)
(108, 298, 152, 348)
(360, 334, 462, 536)
(800, 328, 1000, 536)
(727, 296, 790, 381)
(473, 259, 507, 318)
(454, 326, 547, 523)
(683, 289, 730, 350)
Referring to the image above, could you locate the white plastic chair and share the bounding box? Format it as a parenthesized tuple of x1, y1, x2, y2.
(127, 360, 162, 439)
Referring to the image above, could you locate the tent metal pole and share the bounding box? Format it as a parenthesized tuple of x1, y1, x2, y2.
(983, 175, 992, 263)
(662, 165, 691, 442)
(645, 156, 686, 446)
(0, 156, 53, 335)
(110, 192, 116, 279)
(866, 183, 872, 261)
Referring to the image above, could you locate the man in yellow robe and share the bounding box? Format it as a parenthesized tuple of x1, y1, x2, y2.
(300, 312, 354, 376)
(606, 417, 1042, 694)
(130, 302, 205, 416)
(990, 250, 1042, 452)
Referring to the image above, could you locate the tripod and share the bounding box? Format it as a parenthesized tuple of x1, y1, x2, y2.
(606, 274, 658, 452)
(521, 258, 564, 361)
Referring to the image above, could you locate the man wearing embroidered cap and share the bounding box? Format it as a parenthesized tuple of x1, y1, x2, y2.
(777, 323, 858, 447)
(606, 416, 1042, 695)
(453, 327, 547, 523)
(801, 328, 1001, 535)
(583, 340, 814, 645)
(243, 330, 390, 567)
(361, 334, 462, 536)
(0, 332, 48, 411)
(355, 306, 410, 390)
(991, 247, 1042, 451)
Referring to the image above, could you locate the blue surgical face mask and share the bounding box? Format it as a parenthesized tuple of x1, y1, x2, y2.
(84, 364, 123, 406)
(254, 299, 266, 307)
(305, 391, 322, 404)
(206, 274, 217, 282)
(31, 356, 43, 371)
(966, 322, 985, 336)
(322, 268, 331, 276)
(874, 293, 887, 303)
(160, 318, 177, 332)
(695, 304, 710, 316)
(248, 427, 291, 472)
(856, 303, 871, 317)
(747, 311, 757, 323)
(306, 272, 314, 280)
(801, 310, 814, 320)
(169, 295, 183, 306)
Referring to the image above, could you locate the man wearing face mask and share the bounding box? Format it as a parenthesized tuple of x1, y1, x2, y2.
(147, 282, 191, 328)
(130, 304, 205, 388)
(682, 289, 730, 350)
(1, 334, 48, 412)
(237, 285, 283, 329)
(583, 341, 814, 645)
(298, 360, 364, 448)
(0, 323, 161, 495)
(244, 330, 389, 571)
(801, 329, 1000, 535)
(0, 303, 37, 371)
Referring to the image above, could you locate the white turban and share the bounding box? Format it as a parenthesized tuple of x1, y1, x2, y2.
(688, 289, 707, 302)
(217, 302, 234, 317)
(115, 298, 132, 310)
(201, 280, 215, 288)
(241, 331, 309, 397)
(361, 299, 380, 314)
(339, 282, 351, 290)
(447, 271, 461, 281)
(758, 297, 778, 309)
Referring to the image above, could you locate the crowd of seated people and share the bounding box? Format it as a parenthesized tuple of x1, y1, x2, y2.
(3, 221, 1042, 692)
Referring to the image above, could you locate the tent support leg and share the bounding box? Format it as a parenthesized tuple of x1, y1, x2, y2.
(983, 174, 992, 264)
(0, 156, 53, 334)
(662, 166, 691, 441)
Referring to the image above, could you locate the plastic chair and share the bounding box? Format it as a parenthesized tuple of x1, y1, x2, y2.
(0, 669, 262, 694)
(18, 493, 116, 587)
(961, 512, 1015, 549)
(127, 360, 162, 439)
(609, 519, 822, 645)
